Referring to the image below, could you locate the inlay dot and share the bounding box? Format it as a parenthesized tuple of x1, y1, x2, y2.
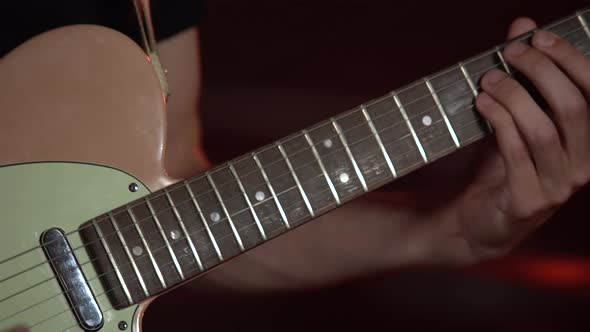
(323, 139, 333, 148)
(255, 191, 266, 202)
(132, 246, 143, 256)
(339, 173, 350, 183)
(170, 230, 181, 240)
(210, 212, 221, 222)
(422, 115, 433, 126)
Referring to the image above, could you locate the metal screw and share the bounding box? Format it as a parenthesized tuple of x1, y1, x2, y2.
(129, 183, 139, 193)
(118, 320, 128, 330)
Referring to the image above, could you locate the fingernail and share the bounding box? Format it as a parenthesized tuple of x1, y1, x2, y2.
(484, 69, 506, 86)
(477, 92, 496, 107)
(534, 30, 557, 47)
(504, 42, 528, 57)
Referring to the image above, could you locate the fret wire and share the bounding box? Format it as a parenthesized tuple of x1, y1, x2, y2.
(252, 153, 291, 229)
(392, 92, 428, 163)
(495, 47, 512, 74)
(184, 181, 223, 261)
(361, 106, 397, 178)
(206, 172, 245, 251)
(425, 78, 460, 148)
(459, 62, 492, 132)
(92, 219, 133, 305)
(144, 198, 185, 279)
(303, 130, 341, 205)
(331, 118, 368, 192)
(228, 163, 267, 240)
(164, 189, 204, 271)
(577, 12, 590, 38)
(108, 212, 149, 297)
(277, 142, 315, 217)
(459, 63, 478, 97)
(127, 208, 167, 289)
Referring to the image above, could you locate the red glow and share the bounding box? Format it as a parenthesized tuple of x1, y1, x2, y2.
(146, 55, 152, 62)
(519, 257, 590, 287)
(474, 255, 590, 289)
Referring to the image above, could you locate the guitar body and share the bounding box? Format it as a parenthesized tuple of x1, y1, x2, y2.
(0, 25, 174, 331)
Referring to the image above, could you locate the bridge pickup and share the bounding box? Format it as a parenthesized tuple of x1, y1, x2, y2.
(42, 228, 103, 331)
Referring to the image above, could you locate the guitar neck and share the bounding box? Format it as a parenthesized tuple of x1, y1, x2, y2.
(83, 8, 590, 308)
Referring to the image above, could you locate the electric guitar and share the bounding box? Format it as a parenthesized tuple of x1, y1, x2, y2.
(2, 8, 590, 332)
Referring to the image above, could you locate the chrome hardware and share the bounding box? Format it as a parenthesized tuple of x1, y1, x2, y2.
(128, 182, 139, 192)
(41, 228, 103, 331)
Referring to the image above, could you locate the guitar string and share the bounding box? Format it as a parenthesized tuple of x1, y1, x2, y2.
(1, 21, 588, 305)
(0, 15, 584, 272)
(1, 20, 581, 324)
(11, 12, 590, 331)
(1, 113, 483, 326)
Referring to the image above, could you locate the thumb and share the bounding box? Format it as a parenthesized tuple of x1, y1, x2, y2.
(507, 17, 538, 39)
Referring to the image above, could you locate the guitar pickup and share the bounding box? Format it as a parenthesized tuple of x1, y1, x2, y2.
(42, 228, 103, 331)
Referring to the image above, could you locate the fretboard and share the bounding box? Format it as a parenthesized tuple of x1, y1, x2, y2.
(81, 8, 590, 308)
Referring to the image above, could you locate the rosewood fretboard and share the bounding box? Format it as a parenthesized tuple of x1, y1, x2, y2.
(81, 9, 590, 308)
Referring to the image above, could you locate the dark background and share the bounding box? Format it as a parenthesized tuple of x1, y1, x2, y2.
(146, 0, 590, 331)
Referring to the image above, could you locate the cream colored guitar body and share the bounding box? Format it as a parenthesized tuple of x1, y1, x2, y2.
(0, 25, 176, 331)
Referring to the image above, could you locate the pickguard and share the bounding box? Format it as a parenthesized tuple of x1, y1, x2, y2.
(0, 162, 148, 332)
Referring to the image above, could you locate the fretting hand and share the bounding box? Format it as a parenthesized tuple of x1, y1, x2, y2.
(433, 17, 590, 263)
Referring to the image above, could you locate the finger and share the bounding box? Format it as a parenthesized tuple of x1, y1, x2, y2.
(531, 31, 590, 186)
(475, 92, 542, 213)
(507, 17, 537, 39)
(480, 69, 569, 200)
(503, 39, 588, 160)
(532, 30, 590, 94)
